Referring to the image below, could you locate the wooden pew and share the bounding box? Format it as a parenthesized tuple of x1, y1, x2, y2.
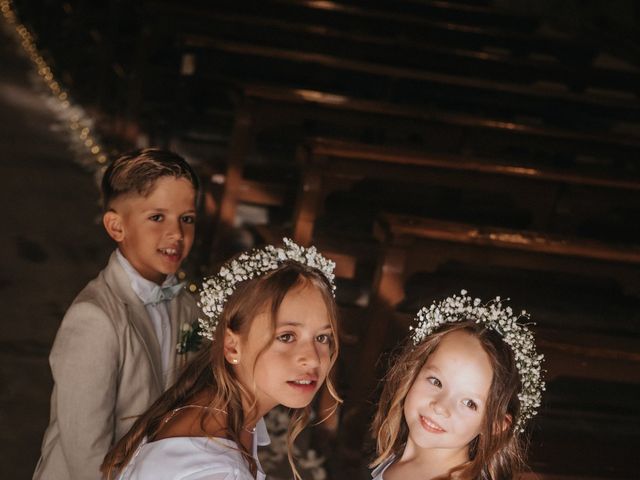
(180, 33, 640, 127)
(152, 0, 597, 64)
(137, 1, 640, 142)
(308, 0, 541, 32)
(355, 212, 640, 394)
(212, 84, 640, 244)
(292, 137, 640, 246)
(148, 3, 640, 100)
(371, 212, 640, 305)
(126, 5, 640, 243)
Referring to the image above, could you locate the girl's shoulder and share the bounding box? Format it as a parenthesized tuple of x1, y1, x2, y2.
(119, 436, 254, 479)
(371, 455, 395, 480)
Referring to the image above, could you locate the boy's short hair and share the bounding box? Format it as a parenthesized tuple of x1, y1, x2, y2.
(101, 148, 199, 210)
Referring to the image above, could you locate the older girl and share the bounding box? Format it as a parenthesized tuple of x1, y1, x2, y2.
(102, 239, 341, 480)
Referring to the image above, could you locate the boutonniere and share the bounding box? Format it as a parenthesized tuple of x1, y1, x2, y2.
(176, 322, 203, 354)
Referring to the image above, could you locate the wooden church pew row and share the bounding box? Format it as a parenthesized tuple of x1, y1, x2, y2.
(144, 0, 551, 50)
(150, 2, 640, 98)
(298, 0, 540, 32)
(203, 0, 596, 63)
(214, 84, 640, 241)
(371, 212, 640, 308)
(360, 212, 640, 378)
(291, 136, 640, 246)
(179, 33, 640, 126)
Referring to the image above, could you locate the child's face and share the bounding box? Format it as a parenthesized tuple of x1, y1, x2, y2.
(403, 330, 493, 461)
(234, 282, 334, 415)
(109, 177, 196, 284)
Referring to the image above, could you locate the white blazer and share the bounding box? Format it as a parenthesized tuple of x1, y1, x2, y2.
(33, 251, 199, 480)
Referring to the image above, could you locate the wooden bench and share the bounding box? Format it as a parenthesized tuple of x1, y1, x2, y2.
(211, 84, 640, 244)
(180, 33, 640, 128)
(329, 0, 539, 31)
(144, 2, 640, 101)
(292, 137, 640, 246)
(159, 0, 597, 63)
(371, 212, 640, 306)
(355, 212, 640, 389)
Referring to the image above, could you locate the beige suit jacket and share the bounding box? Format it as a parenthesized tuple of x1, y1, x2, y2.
(33, 252, 199, 480)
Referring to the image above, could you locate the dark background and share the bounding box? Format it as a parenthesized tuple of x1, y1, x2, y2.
(1, 1, 639, 479)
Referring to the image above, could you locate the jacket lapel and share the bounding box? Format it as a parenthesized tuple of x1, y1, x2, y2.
(103, 252, 164, 392)
(166, 297, 181, 387)
(166, 292, 196, 387)
(127, 302, 164, 391)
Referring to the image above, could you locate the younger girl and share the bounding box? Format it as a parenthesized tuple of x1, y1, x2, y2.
(101, 239, 341, 480)
(371, 290, 544, 480)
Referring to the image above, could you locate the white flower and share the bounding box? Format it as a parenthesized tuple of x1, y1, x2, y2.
(197, 238, 335, 342)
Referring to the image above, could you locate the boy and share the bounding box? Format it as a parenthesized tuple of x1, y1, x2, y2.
(34, 148, 201, 479)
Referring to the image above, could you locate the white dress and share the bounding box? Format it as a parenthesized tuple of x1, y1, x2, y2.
(370, 456, 395, 480)
(118, 417, 270, 480)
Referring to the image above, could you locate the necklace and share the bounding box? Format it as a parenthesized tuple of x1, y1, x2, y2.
(166, 404, 256, 434)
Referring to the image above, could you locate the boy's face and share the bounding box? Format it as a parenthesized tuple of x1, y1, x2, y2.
(105, 177, 196, 284)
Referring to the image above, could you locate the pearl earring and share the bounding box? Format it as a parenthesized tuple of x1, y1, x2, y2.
(232, 358, 239, 364)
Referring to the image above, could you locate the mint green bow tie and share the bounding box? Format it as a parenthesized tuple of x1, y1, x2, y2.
(143, 282, 185, 306)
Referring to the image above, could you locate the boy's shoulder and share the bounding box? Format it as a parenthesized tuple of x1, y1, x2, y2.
(64, 252, 132, 323)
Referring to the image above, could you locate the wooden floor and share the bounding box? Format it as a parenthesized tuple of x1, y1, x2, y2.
(0, 23, 113, 478)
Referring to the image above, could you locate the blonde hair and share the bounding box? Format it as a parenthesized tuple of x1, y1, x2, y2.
(101, 262, 340, 479)
(101, 148, 199, 210)
(371, 321, 527, 480)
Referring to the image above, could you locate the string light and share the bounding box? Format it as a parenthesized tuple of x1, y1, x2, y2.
(2, 1, 193, 285)
(1, 0, 108, 171)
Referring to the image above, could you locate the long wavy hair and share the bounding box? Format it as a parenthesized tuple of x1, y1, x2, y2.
(370, 321, 527, 480)
(101, 261, 341, 480)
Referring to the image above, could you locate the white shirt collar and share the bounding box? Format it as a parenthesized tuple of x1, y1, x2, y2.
(371, 455, 395, 478)
(255, 417, 271, 447)
(115, 249, 177, 304)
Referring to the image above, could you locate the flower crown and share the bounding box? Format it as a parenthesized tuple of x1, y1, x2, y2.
(410, 290, 545, 432)
(197, 238, 336, 340)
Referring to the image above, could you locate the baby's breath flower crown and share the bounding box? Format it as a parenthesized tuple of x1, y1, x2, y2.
(410, 290, 545, 432)
(198, 238, 336, 341)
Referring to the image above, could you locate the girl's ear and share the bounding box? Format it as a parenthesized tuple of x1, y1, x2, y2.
(494, 414, 513, 435)
(103, 211, 125, 242)
(223, 328, 242, 365)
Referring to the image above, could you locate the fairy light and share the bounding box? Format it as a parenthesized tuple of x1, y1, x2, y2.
(1, 0, 109, 170)
(2, 1, 193, 287)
